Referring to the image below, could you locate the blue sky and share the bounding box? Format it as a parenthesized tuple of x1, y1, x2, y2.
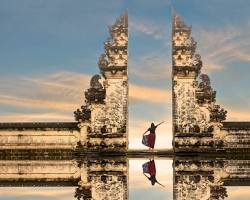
(0, 0, 250, 148)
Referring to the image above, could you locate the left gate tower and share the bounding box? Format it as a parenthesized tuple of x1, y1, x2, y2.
(74, 11, 129, 152)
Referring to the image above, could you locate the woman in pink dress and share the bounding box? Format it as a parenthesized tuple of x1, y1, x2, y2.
(142, 122, 164, 150)
(142, 159, 165, 187)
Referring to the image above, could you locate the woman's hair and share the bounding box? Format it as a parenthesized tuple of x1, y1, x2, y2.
(150, 175, 157, 185)
(151, 123, 155, 128)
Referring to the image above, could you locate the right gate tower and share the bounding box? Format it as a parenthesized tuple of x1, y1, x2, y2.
(172, 12, 227, 152)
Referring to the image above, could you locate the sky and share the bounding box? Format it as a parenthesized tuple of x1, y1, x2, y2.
(0, 0, 250, 149)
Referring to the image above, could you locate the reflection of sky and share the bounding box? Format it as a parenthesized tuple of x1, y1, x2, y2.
(227, 187, 250, 200)
(0, 0, 250, 149)
(0, 187, 75, 200)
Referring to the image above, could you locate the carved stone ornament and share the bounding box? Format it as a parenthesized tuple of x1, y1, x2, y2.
(173, 14, 202, 76)
(98, 54, 108, 69)
(74, 105, 91, 122)
(173, 13, 191, 33)
(210, 105, 227, 122)
(196, 74, 216, 104)
(98, 12, 128, 76)
(85, 75, 106, 104)
(193, 54, 202, 72)
(90, 74, 103, 89)
(109, 11, 128, 35)
(74, 186, 92, 200)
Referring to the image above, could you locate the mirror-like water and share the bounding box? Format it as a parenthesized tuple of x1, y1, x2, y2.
(0, 156, 249, 200)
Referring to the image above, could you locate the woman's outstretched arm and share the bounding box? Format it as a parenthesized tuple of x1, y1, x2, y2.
(156, 121, 165, 127)
(143, 129, 149, 135)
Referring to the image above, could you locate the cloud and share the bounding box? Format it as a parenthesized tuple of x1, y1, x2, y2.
(226, 109, 250, 121)
(0, 71, 91, 112)
(0, 112, 73, 122)
(0, 70, 172, 122)
(0, 94, 77, 112)
(130, 18, 167, 40)
(0, 187, 74, 200)
(194, 25, 250, 73)
(130, 53, 171, 81)
(130, 84, 171, 104)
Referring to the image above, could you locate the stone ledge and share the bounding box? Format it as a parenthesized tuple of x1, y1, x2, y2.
(0, 180, 79, 187)
(175, 133, 213, 137)
(0, 122, 79, 131)
(222, 122, 250, 130)
(88, 132, 125, 138)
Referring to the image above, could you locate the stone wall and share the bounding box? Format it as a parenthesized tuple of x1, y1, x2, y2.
(0, 159, 80, 186)
(218, 122, 250, 150)
(0, 123, 80, 150)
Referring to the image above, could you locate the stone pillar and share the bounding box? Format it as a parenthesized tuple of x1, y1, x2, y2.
(97, 11, 128, 151)
(103, 75, 128, 134)
(75, 161, 92, 200)
(79, 161, 89, 186)
(88, 157, 128, 200)
(90, 103, 106, 133)
(174, 158, 228, 200)
(99, 11, 128, 136)
(78, 122, 90, 146)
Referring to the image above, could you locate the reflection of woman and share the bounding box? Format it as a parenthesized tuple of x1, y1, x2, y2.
(142, 122, 164, 150)
(142, 160, 164, 187)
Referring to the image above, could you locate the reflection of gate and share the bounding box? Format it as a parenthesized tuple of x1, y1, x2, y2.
(0, 157, 128, 200)
(173, 157, 250, 200)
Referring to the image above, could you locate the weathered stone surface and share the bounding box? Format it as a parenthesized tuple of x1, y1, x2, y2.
(0, 125, 80, 149)
(74, 106, 91, 122)
(173, 158, 250, 200)
(85, 75, 106, 104)
(172, 13, 228, 151)
(72, 12, 128, 152)
(0, 157, 128, 200)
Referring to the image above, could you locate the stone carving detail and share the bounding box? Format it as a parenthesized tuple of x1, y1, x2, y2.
(173, 14, 192, 32)
(105, 80, 127, 133)
(91, 104, 106, 134)
(210, 105, 227, 122)
(174, 80, 212, 135)
(174, 159, 229, 200)
(99, 11, 128, 76)
(74, 186, 92, 200)
(85, 75, 106, 104)
(90, 75, 103, 89)
(196, 74, 216, 104)
(74, 105, 91, 122)
(172, 14, 201, 75)
(192, 54, 202, 73)
(210, 185, 228, 199)
(98, 54, 108, 69)
(91, 175, 125, 200)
